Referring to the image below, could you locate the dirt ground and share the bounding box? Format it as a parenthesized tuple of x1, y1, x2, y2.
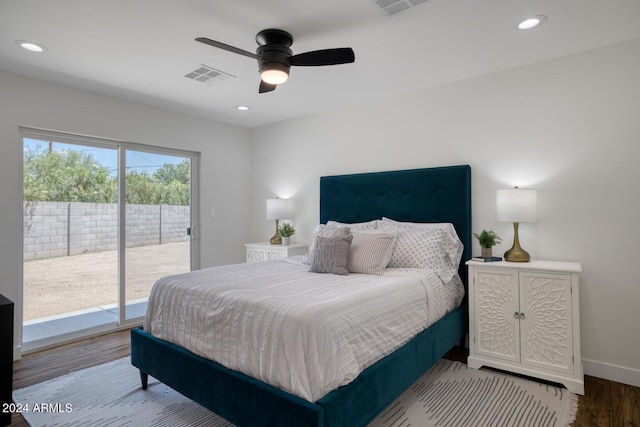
(22, 241, 190, 321)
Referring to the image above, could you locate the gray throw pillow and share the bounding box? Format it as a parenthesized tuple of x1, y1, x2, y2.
(306, 225, 351, 261)
(309, 233, 353, 275)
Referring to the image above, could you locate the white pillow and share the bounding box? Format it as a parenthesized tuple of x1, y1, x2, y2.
(326, 219, 379, 230)
(347, 229, 397, 275)
(378, 222, 463, 282)
(380, 217, 459, 240)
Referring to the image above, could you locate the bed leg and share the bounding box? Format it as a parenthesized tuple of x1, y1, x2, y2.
(140, 370, 149, 390)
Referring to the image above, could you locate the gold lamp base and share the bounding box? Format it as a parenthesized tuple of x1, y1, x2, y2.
(504, 222, 530, 262)
(270, 219, 282, 245)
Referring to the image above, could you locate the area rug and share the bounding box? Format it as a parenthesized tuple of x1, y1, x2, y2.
(13, 357, 578, 427)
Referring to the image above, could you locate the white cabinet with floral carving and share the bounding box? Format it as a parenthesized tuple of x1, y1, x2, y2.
(466, 260, 584, 394)
(245, 242, 308, 263)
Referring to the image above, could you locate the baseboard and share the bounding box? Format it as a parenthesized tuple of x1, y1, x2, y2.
(583, 358, 640, 388)
(13, 345, 21, 361)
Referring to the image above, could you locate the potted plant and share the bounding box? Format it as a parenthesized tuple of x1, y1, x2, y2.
(473, 229, 502, 258)
(278, 222, 296, 245)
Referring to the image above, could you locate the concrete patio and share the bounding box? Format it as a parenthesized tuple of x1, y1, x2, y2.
(22, 241, 190, 348)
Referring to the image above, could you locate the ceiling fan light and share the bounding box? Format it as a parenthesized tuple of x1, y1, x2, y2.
(261, 68, 289, 85)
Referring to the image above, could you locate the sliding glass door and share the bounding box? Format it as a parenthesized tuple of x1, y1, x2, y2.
(21, 129, 198, 351)
(22, 138, 120, 344)
(124, 149, 192, 320)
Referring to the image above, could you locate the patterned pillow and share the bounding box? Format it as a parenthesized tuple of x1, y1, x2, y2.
(380, 217, 459, 240)
(347, 230, 397, 275)
(378, 222, 463, 281)
(326, 219, 379, 230)
(307, 225, 351, 261)
(309, 233, 353, 275)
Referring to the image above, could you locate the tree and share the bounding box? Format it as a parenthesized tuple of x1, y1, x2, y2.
(23, 149, 117, 203)
(154, 159, 190, 185)
(157, 180, 190, 205)
(24, 150, 190, 206)
(152, 160, 190, 205)
(125, 170, 159, 204)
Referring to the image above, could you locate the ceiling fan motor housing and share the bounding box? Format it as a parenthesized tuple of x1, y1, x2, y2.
(257, 45, 292, 76)
(255, 29, 293, 47)
(255, 29, 294, 78)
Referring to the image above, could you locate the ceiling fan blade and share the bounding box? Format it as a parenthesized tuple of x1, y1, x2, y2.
(259, 80, 277, 93)
(195, 37, 257, 59)
(289, 48, 355, 66)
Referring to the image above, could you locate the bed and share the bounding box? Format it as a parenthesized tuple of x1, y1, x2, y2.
(131, 164, 472, 427)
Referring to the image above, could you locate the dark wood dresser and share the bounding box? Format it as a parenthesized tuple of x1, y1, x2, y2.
(0, 294, 13, 426)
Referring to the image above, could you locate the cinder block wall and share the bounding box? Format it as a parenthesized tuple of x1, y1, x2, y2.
(23, 201, 189, 261)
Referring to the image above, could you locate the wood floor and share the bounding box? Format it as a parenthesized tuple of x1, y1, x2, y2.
(10, 329, 640, 426)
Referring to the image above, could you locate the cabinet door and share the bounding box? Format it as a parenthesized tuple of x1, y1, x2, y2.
(267, 251, 285, 260)
(247, 249, 266, 262)
(519, 271, 574, 375)
(473, 268, 520, 363)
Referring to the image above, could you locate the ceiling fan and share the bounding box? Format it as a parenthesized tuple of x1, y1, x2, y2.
(196, 29, 355, 93)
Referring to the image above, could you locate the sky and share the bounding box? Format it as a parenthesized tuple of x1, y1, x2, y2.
(23, 138, 187, 176)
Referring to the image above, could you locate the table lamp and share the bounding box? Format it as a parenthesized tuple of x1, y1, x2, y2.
(496, 187, 537, 262)
(266, 198, 291, 245)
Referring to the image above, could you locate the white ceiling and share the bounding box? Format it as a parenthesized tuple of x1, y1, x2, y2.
(2, 0, 640, 128)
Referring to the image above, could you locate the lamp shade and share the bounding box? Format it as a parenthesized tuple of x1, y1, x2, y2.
(266, 198, 291, 220)
(496, 188, 537, 223)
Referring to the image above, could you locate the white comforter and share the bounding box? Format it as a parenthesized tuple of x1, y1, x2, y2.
(144, 256, 464, 402)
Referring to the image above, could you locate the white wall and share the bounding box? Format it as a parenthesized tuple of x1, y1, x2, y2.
(250, 38, 640, 385)
(0, 70, 252, 355)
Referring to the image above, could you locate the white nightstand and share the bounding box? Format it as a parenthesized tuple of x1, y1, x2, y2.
(245, 242, 308, 263)
(466, 259, 584, 395)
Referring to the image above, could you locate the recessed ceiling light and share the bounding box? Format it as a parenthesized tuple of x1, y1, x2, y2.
(15, 40, 47, 53)
(237, 105, 250, 111)
(517, 15, 547, 30)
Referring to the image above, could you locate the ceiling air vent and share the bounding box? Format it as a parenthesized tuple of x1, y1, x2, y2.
(372, 0, 429, 16)
(185, 65, 235, 86)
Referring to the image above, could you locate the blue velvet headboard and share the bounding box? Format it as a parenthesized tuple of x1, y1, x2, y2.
(319, 165, 472, 286)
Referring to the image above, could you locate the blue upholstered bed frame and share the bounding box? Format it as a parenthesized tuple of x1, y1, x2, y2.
(131, 164, 472, 427)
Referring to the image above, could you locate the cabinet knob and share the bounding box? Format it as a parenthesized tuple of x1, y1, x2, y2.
(520, 312, 525, 319)
(514, 312, 520, 319)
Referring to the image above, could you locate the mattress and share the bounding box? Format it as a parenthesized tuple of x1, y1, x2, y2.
(144, 256, 464, 402)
